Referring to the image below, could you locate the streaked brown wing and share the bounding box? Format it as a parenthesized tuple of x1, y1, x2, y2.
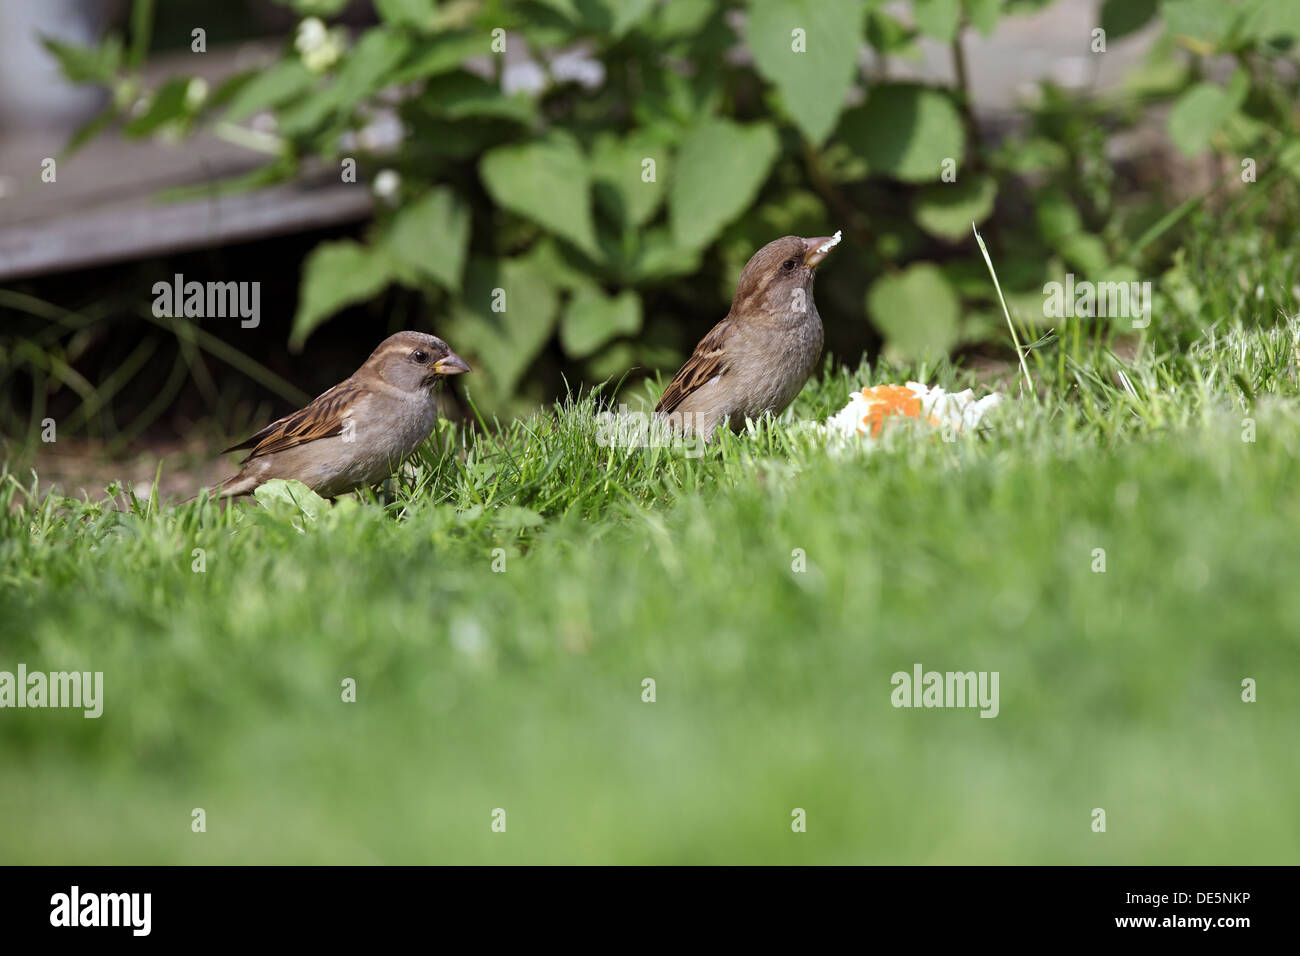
(655, 318, 733, 415)
(223, 379, 368, 461)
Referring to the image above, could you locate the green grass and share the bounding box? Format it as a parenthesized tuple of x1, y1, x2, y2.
(4, 240, 1300, 862)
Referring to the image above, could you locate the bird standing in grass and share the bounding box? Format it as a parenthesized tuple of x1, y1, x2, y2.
(655, 231, 841, 438)
(212, 331, 469, 498)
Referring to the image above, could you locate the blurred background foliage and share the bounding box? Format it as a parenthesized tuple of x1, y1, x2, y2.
(10, 0, 1300, 432)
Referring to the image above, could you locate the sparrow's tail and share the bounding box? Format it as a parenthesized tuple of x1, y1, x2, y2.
(182, 471, 257, 504)
(216, 471, 259, 497)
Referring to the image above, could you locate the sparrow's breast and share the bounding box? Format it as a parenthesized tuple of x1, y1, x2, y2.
(734, 305, 824, 420)
(318, 390, 439, 495)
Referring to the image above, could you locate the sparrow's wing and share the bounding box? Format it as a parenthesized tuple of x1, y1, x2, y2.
(223, 379, 369, 461)
(655, 318, 734, 414)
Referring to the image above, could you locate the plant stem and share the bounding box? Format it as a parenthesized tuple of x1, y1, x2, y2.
(950, 29, 980, 168)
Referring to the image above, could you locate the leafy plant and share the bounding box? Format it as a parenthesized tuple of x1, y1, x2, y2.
(37, 0, 1300, 417)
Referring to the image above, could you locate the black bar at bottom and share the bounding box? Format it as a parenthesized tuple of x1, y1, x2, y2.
(0, 865, 1280, 942)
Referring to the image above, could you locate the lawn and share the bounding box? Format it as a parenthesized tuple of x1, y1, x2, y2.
(3, 221, 1300, 864)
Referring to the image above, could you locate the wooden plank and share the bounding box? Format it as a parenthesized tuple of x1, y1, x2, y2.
(0, 171, 373, 281)
(0, 40, 375, 281)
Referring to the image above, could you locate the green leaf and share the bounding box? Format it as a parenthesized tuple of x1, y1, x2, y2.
(996, 135, 1069, 174)
(913, 175, 997, 241)
(866, 10, 916, 53)
(585, 342, 638, 380)
(633, 65, 720, 145)
(1220, 109, 1268, 154)
(552, 0, 657, 36)
(421, 71, 535, 124)
(123, 78, 191, 138)
(253, 479, 329, 523)
(279, 28, 410, 136)
(838, 85, 965, 182)
(867, 263, 961, 360)
(291, 241, 398, 350)
(670, 119, 780, 249)
(374, 0, 438, 32)
(522, 239, 601, 292)
(653, 0, 718, 39)
(591, 131, 668, 229)
(1239, 0, 1300, 43)
(40, 34, 122, 84)
(628, 229, 703, 282)
(561, 289, 643, 358)
(156, 157, 296, 203)
(913, 0, 962, 42)
(208, 71, 255, 111)
(1101, 0, 1158, 39)
(1122, 50, 1192, 98)
(965, 0, 1002, 36)
(608, 0, 658, 37)
(401, 97, 525, 160)
(480, 132, 600, 258)
(1167, 73, 1247, 157)
(332, 27, 411, 98)
(531, 0, 584, 23)
(1059, 233, 1110, 275)
(1278, 138, 1300, 180)
(1159, 0, 1239, 51)
(222, 60, 316, 122)
(391, 31, 486, 84)
(276, 0, 350, 14)
(383, 187, 471, 293)
(1035, 188, 1083, 246)
(745, 0, 864, 145)
(444, 257, 560, 394)
(63, 109, 116, 157)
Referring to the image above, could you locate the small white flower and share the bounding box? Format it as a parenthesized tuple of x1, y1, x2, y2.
(184, 77, 208, 111)
(357, 112, 405, 152)
(372, 169, 401, 203)
(502, 61, 546, 96)
(295, 17, 328, 55)
(549, 50, 605, 89)
(296, 18, 345, 73)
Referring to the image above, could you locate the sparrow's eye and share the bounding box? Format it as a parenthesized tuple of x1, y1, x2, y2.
(782, 258, 796, 271)
(411, 349, 429, 364)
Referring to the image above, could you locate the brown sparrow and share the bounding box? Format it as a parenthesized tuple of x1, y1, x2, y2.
(655, 232, 840, 437)
(214, 331, 469, 498)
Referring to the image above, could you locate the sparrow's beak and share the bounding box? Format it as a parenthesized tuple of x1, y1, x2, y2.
(802, 229, 843, 268)
(433, 352, 471, 376)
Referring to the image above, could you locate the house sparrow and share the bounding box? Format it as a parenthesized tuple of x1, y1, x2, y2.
(213, 331, 470, 498)
(655, 231, 840, 438)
